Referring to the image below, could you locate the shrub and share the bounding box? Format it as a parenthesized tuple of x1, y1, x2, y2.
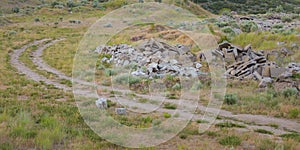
(219, 136, 242, 146)
(92, 0, 99, 8)
(163, 112, 171, 118)
(51, 1, 64, 8)
(179, 134, 187, 139)
(240, 21, 258, 33)
(12, 7, 20, 13)
(288, 109, 300, 118)
(104, 68, 118, 77)
(215, 21, 229, 28)
(254, 129, 273, 135)
(163, 103, 177, 110)
(81, 0, 88, 5)
(171, 83, 181, 90)
(207, 131, 219, 137)
(34, 18, 40, 22)
(282, 88, 298, 98)
(281, 16, 292, 23)
(222, 27, 235, 35)
(224, 93, 238, 105)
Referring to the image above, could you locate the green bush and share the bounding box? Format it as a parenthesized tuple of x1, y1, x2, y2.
(219, 135, 242, 146)
(34, 18, 40, 22)
(281, 16, 292, 23)
(104, 68, 118, 77)
(215, 21, 229, 28)
(282, 88, 298, 98)
(163, 112, 171, 118)
(240, 21, 258, 33)
(12, 7, 20, 13)
(288, 109, 300, 118)
(171, 83, 181, 90)
(221, 27, 235, 35)
(224, 93, 238, 105)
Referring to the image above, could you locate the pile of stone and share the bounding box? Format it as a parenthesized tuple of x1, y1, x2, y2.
(211, 42, 283, 87)
(212, 42, 299, 88)
(95, 38, 202, 78)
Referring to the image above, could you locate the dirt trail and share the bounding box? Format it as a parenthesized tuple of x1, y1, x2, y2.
(10, 39, 300, 136)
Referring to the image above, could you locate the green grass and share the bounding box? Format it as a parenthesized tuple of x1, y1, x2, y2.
(219, 135, 242, 146)
(280, 133, 300, 142)
(254, 129, 273, 135)
(163, 103, 177, 110)
(215, 122, 246, 128)
(231, 32, 299, 51)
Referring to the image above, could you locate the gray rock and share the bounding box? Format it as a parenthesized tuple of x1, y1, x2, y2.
(115, 108, 126, 115)
(95, 98, 108, 109)
(259, 77, 272, 88)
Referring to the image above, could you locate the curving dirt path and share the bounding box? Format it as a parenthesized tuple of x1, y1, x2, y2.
(10, 39, 300, 137)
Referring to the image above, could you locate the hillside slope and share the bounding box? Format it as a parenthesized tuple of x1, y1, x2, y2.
(192, 0, 300, 14)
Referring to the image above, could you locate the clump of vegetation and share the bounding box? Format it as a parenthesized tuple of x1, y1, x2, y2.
(215, 122, 246, 128)
(221, 27, 235, 36)
(219, 135, 242, 146)
(163, 112, 171, 118)
(12, 7, 20, 13)
(280, 133, 300, 142)
(196, 119, 208, 124)
(282, 88, 298, 98)
(288, 109, 300, 119)
(224, 93, 238, 105)
(179, 134, 187, 139)
(281, 16, 292, 23)
(113, 74, 142, 85)
(254, 129, 273, 135)
(207, 131, 219, 137)
(240, 21, 258, 33)
(171, 83, 181, 90)
(163, 103, 177, 110)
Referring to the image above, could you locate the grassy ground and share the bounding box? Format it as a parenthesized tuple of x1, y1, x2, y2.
(1, 1, 300, 149)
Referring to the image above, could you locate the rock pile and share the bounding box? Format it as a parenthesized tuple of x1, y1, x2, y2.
(95, 38, 202, 78)
(211, 42, 299, 88)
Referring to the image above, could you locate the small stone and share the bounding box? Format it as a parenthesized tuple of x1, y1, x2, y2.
(195, 63, 202, 69)
(115, 108, 126, 115)
(95, 98, 108, 109)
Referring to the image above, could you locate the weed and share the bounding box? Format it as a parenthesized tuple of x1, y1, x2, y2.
(224, 93, 238, 105)
(215, 122, 246, 128)
(280, 133, 300, 142)
(163, 112, 171, 118)
(288, 109, 300, 119)
(282, 88, 298, 98)
(219, 136, 242, 146)
(163, 103, 177, 110)
(207, 131, 219, 137)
